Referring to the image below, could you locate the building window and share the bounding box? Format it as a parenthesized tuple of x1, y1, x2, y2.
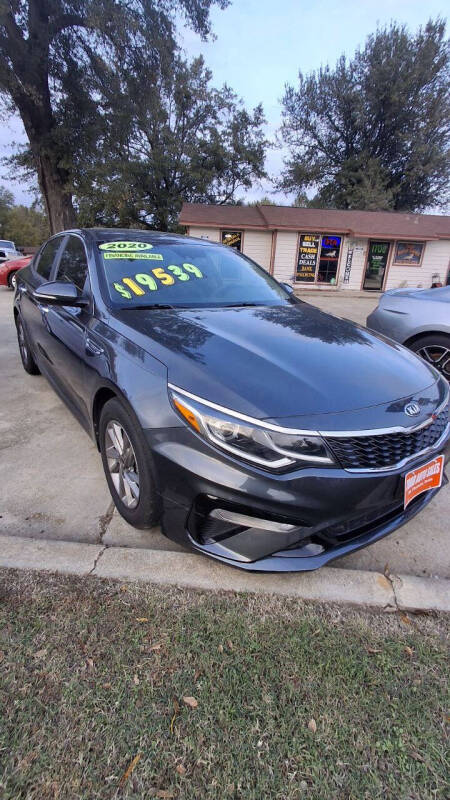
(296, 233, 342, 284)
(221, 230, 242, 251)
(317, 235, 341, 284)
(393, 241, 425, 266)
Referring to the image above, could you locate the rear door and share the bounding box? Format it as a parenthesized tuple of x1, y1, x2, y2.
(19, 236, 65, 368)
(42, 234, 93, 422)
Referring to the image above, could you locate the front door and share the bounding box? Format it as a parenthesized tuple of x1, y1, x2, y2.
(363, 241, 390, 290)
(43, 234, 92, 422)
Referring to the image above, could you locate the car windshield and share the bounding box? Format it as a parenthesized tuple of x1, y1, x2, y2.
(97, 238, 292, 308)
(0, 240, 14, 249)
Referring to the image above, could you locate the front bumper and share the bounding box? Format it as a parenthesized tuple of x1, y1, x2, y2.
(147, 425, 450, 572)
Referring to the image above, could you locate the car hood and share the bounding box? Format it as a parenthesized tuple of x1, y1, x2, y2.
(114, 303, 438, 419)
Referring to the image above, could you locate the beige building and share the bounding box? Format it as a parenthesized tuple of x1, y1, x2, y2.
(179, 203, 450, 292)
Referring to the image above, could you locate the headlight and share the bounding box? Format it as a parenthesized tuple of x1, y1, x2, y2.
(169, 387, 334, 471)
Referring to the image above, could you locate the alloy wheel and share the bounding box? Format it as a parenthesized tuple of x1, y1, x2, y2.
(11, 272, 17, 289)
(105, 420, 140, 508)
(417, 344, 450, 381)
(17, 319, 28, 362)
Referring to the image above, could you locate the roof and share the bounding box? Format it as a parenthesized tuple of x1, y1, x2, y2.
(179, 204, 267, 229)
(179, 203, 450, 240)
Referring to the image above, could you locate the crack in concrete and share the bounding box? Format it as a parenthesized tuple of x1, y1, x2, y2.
(383, 567, 400, 612)
(88, 544, 107, 575)
(97, 501, 115, 544)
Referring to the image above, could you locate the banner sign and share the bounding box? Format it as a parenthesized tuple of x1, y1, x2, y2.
(296, 234, 320, 282)
(343, 248, 353, 283)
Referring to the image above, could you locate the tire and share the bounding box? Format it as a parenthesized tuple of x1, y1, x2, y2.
(99, 397, 161, 529)
(7, 271, 18, 290)
(15, 314, 40, 375)
(409, 334, 450, 382)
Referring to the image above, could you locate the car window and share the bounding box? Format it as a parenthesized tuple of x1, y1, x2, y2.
(97, 237, 291, 309)
(0, 240, 14, 249)
(56, 236, 89, 290)
(35, 238, 63, 280)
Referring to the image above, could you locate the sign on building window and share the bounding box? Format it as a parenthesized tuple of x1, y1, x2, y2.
(393, 241, 424, 265)
(296, 234, 320, 282)
(318, 235, 341, 284)
(221, 231, 242, 251)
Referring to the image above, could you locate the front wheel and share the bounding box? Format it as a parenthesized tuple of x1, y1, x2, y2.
(7, 271, 18, 290)
(99, 397, 161, 529)
(409, 334, 450, 382)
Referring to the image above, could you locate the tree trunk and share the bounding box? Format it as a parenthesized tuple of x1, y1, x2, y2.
(37, 152, 77, 234)
(2, 0, 77, 235)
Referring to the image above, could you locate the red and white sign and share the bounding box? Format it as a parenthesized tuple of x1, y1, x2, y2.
(404, 455, 444, 509)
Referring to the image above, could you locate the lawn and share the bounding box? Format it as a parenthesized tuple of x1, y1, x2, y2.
(0, 569, 448, 800)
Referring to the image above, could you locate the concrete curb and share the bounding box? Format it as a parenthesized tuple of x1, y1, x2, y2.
(0, 534, 449, 612)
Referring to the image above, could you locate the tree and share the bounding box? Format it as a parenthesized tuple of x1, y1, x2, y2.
(76, 55, 267, 230)
(279, 19, 450, 212)
(247, 196, 277, 206)
(0, 0, 228, 233)
(2, 202, 49, 246)
(0, 185, 14, 235)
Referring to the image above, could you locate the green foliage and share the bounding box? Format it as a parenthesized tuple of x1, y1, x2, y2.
(280, 19, 450, 212)
(0, 1, 229, 231)
(0, 185, 14, 236)
(2, 203, 49, 247)
(247, 196, 277, 206)
(76, 56, 268, 230)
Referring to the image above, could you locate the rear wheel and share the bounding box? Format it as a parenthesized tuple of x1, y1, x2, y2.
(15, 315, 40, 375)
(409, 334, 450, 382)
(99, 397, 161, 529)
(7, 271, 18, 290)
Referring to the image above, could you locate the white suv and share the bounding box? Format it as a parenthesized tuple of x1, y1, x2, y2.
(0, 240, 21, 262)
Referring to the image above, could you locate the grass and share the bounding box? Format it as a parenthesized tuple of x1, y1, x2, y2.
(0, 570, 448, 800)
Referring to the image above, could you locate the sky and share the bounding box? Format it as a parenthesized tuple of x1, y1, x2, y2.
(1, 0, 447, 206)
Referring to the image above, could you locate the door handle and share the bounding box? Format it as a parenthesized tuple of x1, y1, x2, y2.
(85, 337, 104, 356)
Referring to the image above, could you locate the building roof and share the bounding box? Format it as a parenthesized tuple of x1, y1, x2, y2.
(179, 203, 450, 240)
(180, 203, 267, 229)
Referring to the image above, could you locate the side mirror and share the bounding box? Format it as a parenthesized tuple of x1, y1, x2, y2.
(34, 281, 88, 307)
(280, 282, 294, 294)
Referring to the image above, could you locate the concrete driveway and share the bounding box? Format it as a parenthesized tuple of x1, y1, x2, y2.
(1, 287, 449, 578)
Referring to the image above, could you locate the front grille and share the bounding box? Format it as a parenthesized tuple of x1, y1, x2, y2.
(325, 405, 449, 471)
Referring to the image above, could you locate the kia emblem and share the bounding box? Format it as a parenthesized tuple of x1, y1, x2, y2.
(404, 402, 421, 417)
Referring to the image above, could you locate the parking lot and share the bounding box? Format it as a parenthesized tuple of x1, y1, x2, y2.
(1, 287, 448, 578)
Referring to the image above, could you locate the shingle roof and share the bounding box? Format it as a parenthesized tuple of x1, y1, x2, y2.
(180, 203, 267, 229)
(179, 203, 450, 240)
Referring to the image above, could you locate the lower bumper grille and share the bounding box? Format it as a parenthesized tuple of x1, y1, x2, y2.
(325, 405, 448, 471)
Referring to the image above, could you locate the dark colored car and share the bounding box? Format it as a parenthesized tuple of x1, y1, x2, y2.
(14, 229, 449, 572)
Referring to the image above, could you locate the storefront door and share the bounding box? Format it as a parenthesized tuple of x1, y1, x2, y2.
(363, 241, 390, 290)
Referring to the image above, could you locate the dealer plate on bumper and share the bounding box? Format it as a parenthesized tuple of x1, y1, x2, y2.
(404, 455, 444, 509)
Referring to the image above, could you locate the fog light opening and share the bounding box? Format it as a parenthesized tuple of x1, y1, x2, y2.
(210, 508, 298, 533)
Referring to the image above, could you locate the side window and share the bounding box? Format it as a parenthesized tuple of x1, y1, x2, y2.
(56, 236, 89, 290)
(35, 238, 63, 280)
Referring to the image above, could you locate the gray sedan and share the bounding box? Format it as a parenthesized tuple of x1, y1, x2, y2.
(367, 287, 450, 381)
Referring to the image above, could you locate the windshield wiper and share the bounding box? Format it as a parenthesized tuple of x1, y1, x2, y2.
(220, 302, 262, 308)
(119, 303, 179, 310)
